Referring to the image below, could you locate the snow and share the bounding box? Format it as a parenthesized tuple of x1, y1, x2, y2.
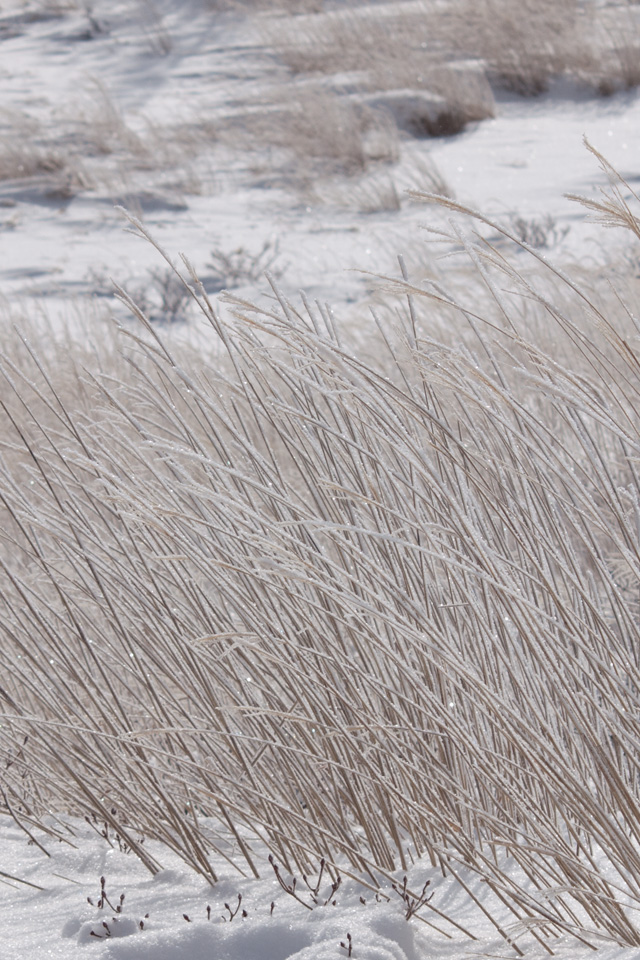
(3, 1, 640, 956)
(2, 0, 640, 328)
(2, 814, 639, 960)
(0, 816, 430, 959)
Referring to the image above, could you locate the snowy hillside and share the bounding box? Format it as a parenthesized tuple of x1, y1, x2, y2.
(1, 0, 639, 320)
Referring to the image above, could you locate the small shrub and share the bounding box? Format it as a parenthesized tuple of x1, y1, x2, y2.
(124, 267, 192, 323)
(205, 238, 283, 291)
(505, 212, 570, 249)
(73, 876, 150, 943)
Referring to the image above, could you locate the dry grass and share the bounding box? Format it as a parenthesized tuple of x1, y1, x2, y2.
(267, 3, 496, 134)
(4, 0, 640, 235)
(267, 0, 640, 110)
(21, 0, 81, 16)
(314, 171, 401, 214)
(71, 79, 146, 159)
(0, 78, 211, 204)
(450, 0, 583, 95)
(6, 0, 639, 227)
(0, 143, 92, 201)
(4, 148, 640, 949)
(307, 152, 452, 212)
(225, 88, 399, 182)
(266, 0, 579, 101)
(0, 144, 66, 181)
(584, 3, 640, 94)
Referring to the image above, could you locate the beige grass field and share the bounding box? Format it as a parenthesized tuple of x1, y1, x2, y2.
(4, 2, 640, 956)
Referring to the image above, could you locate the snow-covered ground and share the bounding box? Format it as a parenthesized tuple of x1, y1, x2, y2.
(4, 2, 640, 957)
(1, 0, 640, 327)
(2, 814, 639, 960)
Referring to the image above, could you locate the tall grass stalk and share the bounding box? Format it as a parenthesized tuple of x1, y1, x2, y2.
(3, 150, 640, 948)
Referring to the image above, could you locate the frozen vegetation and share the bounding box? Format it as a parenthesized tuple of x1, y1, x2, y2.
(3, 2, 640, 957)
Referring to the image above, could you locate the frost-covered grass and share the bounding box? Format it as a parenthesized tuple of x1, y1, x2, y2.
(3, 144, 640, 953)
(266, 0, 640, 128)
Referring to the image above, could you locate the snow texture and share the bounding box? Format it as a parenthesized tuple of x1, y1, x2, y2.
(1, 815, 639, 960)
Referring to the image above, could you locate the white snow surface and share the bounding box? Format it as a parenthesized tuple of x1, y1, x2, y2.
(1, 815, 638, 960)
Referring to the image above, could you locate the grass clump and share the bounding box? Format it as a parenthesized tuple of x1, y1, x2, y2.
(225, 88, 399, 185)
(267, 0, 640, 117)
(267, 4, 496, 137)
(4, 145, 640, 950)
(452, 0, 582, 95)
